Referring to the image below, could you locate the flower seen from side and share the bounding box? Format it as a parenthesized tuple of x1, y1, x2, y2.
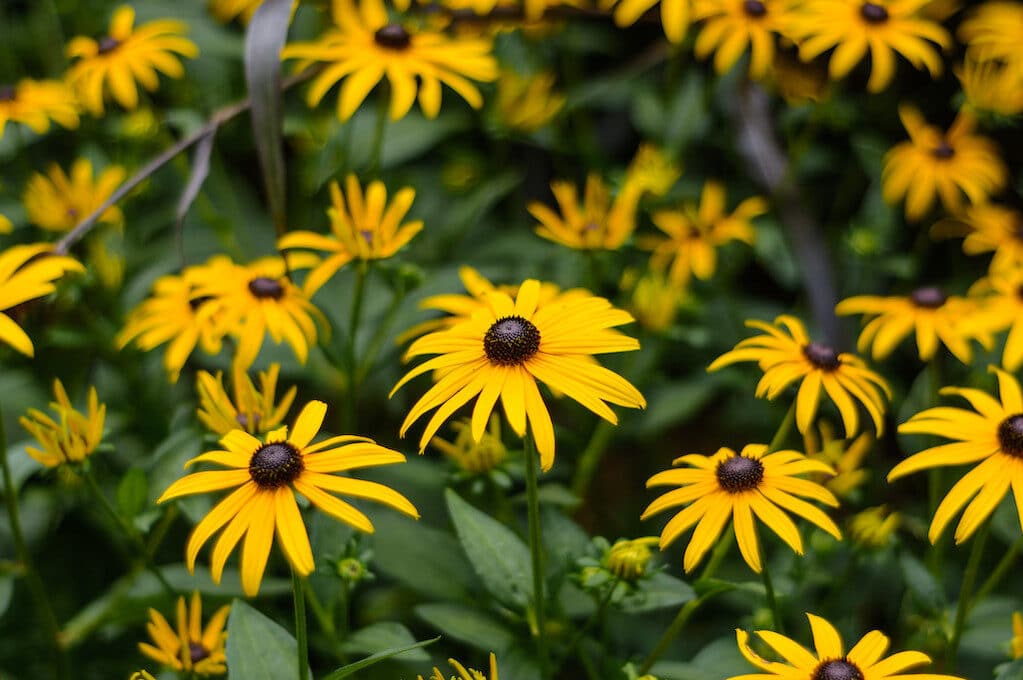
(948, 203, 1023, 272)
(624, 144, 681, 198)
(849, 505, 900, 548)
(23, 158, 125, 232)
(392, 279, 645, 471)
(708, 315, 890, 436)
(282, 0, 498, 120)
(889, 367, 1023, 544)
(600, 0, 691, 43)
(196, 364, 297, 437)
(138, 591, 228, 676)
(529, 173, 644, 251)
(729, 612, 966, 680)
(643, 444, 841, 573)
(20, 379, 105, 468)
(958, 1, 1023, 66)
(803, 422, 872, 498)
(605, 536, 660, 580)
(65, 5, 199, 115)
(0, 244, 84, 357)
(692, 0, 794, 79)
(882, 105, 1007, 221)
(494, 70, 564, 132)
(158, 400, 419, 596)
(956, 56, 1023, 118)
(418, 653, 499, 680)
(966, 267, 1023, 371)
(0, 78, 79, 140)
(431, 415, 507, 475)
(620, 269, 688, 333)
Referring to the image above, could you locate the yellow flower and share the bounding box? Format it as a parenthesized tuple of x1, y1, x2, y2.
(0, 78, 79, 140)
(418, 653, 499, 680)
(948, 203, 1023, 272)
(20, 379, 105, 468)
(958, 1, 1023, 66)
(624, 144, 682, 198)
(620, 269, 687, 333)
(529, 174, 643, 251)
(969, 267, 1023, 371)
(65, 5, 199, 116)
(882, 105, 1007, 221)
(130, 672, 156, 680)
(23, 158, 125, 232)
(158, 400, 419, 596)
(392, 280, 646, 471)
(283, 0, 497, 120)
(956, 56, 1023, 118)
(0, 215, 11, 234)
(730, 612, 966, 680)
(1012, 612, 1023, 659)
(209, 0, 267, 23)
(643, 444, 841, 573)
(278, 175, 423, 296)
(768, 46, 830, 104)
(600, 0, 692, 43)
(692, 0, 795, 79)
(786, 0, 950, 92)
(0, 244, 84, 357)
(640, 181, 764, 286)
(849, 505, 900, 548)
(708, 315, 891, 436)
(138, 592, 228, 676)
(197, 364, 297, 437)
(494, 70, 564, 132)
(803, 422, 872, 497)
(605, 536, 660, 580)
(431, 416, 507, 474)
(889, 368, 1023, 544)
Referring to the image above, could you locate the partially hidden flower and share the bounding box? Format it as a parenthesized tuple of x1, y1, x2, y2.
(0, 244, 84, 357)
(138, 592, 228, 676)
(849, 504, 900, 548)
(0, 215, 11, 234)
(196, 364, 297, 436)
(968, 266, 1023, 371)
(803, 421, 872, 497)
(624, 144, 681, 198)
(418, 653, 499, 680)
(20, 379, 105, 468)
(621, 269, 688, 333)
(431, 416, 507, 475)
(494, 70, 564, 132)
(958, 1, 1023, 66)
(529, 173, 644, 251)
(0, 78, 79, 140)
(692, 0, 795, 79)
(1012, 611, 1023, 659)
(600, 0, 691, 43)
(24, 158, 125, 232)
(946, 203, 1023, 272)
(605, 536, 660, 580)
(956, 56, 1023, 118)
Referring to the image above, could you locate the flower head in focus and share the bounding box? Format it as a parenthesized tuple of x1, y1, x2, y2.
(0, 244, 84, 357)
(138, 592, 228, 676)
(0, 79, 79, 140)
(24, 159, 125, 232)
(20, 379, 105, 468)
(197, 364, 297, 437)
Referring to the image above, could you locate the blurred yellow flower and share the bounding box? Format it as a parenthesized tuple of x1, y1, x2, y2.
(23, 158, 125, 232)
(418, 653, 499, 680)
(946, 203, 1023, 272)
(209, 0, 265, 23)
(601, 0, 691, 43)
(495, 70, 564, 132)
(692, 0, 795, 79)
(848, 505, 900, 548)
(624, 144, 681, 197)
(20, 379, 105, 468)
(278, 175, 423, 296)
(0, 244, 84, 357)
(283, 0, 497, 120)
(66, 5, 198, 115)
(0, 215, 11, 234)
(197, 364, 297, 437)
(605, 536, 659, 580)
(803, 422, 871, 497)
(882, 106, 1006, 221)
(769, 47, 829, 104)
(621, 269, 687, 333)
(529, 174, 642, 251)
(431, 416, 507, 474)
(139, 592, 228, 676)
(957, 56, 1023, 118)
(966, 267, 1023, 371)
(0, 79, 79, 140)
(1012, 612, 1023, 659)
(958, 1, 1023, 66)
(130, 672, 157, 680)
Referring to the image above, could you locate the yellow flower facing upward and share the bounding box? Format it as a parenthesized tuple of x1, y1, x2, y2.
(605, 536, 660, 580)
(283, 0, 497, 120)
(418, 653, 499, 680)
(139, 592, 228, 676)
(692, 0, 796, 79)
(24, 158, 125, 233)
(0, 244, 84, 357)
(958, 1, 1023, 66)
(392, 280, 646, 471)
(708, 315, 891, 436)
(803, 422, 872, 497)
(278, 175, 423, 296)
(890, 368, 1023, 544)
(949, 203, 1023, 272)
(600, 0, 691, 43)
(197, 364, 297, 437)
(20, 379, 105, 468)
(957, 56, 1023, 118)
(849, 504, 900, 548)
(640, 180, 765, 286)
(786, 0, 950, 92)
(1012, 612, 1023, 659)
(730, 613, 966, 680)
(882, 106, 1007, 221)
(65, 5, 199, 115)
(529, 173, 643, 251)
(643, 444, 841, 573)
(158, 400, 419, 596)
(836, 286, 993, 364)
(431, 416, 507, 474)
(0, 78, 79, 140)
(494, 70, 564, 132)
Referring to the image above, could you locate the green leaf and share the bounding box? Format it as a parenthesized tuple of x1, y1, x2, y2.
(619, 571, 696, 613)
(226, 599, 307, 680)
(445, 488, 531, 609)
(899, 552, 943, 614)
(339, 622, 430, 662)
(995, 658, 1023, 680)
(373, 513, 478, 601)
(415, 602, 516, 652)
(117, 467, 149, 518)
(243, 0, 292, 233)
(175, 129, 216, 237)
(322, 637, 439, 680)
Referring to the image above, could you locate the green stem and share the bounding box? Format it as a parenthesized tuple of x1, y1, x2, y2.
(570, 419, 615, 499)
(293, 570, 310, 680)
(145, 505, 178, 558)
(524, 434, 551, 679)
(368, 88, 389, 177)
(343, 262, 369, 432)
(303, 580, 336, 640)
(767, 402, 796, 453)
(970, 535, 1023, 611)
(947, 521, 989, 669)
(637, 592, 717, 675)
(0, 415, 69, 679)
(699, 525, 733, 581)
(557, 577, 619, 671)
(761, 560, 784, 634)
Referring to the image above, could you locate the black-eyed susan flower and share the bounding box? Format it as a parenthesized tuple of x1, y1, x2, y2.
(958, 1, 1023, 66)
(0, 244, 84, 357)
(692, 0, 795, 79)
(282, 0, 497, 121)
(0, 79, 79, 140)
(803, 422, 872, 498)
(730, 612, 966, 680)
(158, 400, 419, 596)
(418, 653, 499, 680)
(529, 174, 643, 251)
(65, 5, 198, 116)
(890, 368, 1023, 544)
(278, 175, 422, 297)
(392, 280, 645, 471)
(786, 0, 950, 92)
(957, 56, 1023, 118)
(948, 203, 1023, 272)
(20, 379, 105, 468)
(708, 315, 890, 436)
(836, 287, 993, 364)
(640, 180, 764, 286)
(494, 70, 564, 132)
(1012, 612, 1023, 659)
(643, 444, 841, 573)
(139, 591, 228, 676)
(600, 0, 691, 43)
(431, 415, 507, 475)
(197, 364, 297, 437)
(849, 504, 900, 548)
(882, 106, 1007, 221)
(23, 158, 125, 233)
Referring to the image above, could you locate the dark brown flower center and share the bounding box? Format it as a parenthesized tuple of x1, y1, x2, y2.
(803, 342, 841, 371)
(374, 24, 411, 50)
(0, 85, 15, 102)
(743, 0, 767, 17)
(813, 660, 864, 680)
(910, 286, 947, 308)
(483, 315, 541, 365)
(932, 141, 955, 159)
(716, 455, 764, 493)
(249, 442, 303, 488)
(248, 276, 284, 300)
(189, 642, 210, 664)
(998, 414, 1023, 458)
(97, 36, 121, 54)
(859, 2, 888, 22)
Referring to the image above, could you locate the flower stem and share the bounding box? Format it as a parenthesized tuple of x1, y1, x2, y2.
(637, 592, 719, 675)
(699, 525, 733, 581)
(343, 261, 369, 431)
(767, 402, 796, 453)
(570, 419, 615, 499)
(761, 560, 784, 634)
(0, 413, 69, 679)
(524, 434, 551, 679)
(368, 87, 389, 177)
(947, 520, 989, 670)
(970, 535, 1023, 612)
(293, 569, 310, 680)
